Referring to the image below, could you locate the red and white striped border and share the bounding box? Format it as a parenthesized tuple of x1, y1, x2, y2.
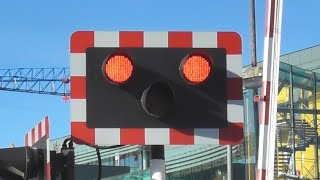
(70, 31, 244, 145)
(25, 116, 50, 180)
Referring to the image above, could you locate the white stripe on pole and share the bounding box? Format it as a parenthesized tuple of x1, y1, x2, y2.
(266, 0, 283, 179)
(35, 123, 39, 142)
(257, 125, 269, 169)
(261, 37, 274, 82)
(27, 132, 32, 146)
(46, 139, 50, 163)
(257, 0, 280, 179)
(150, 159, 166, 180)
(227, 145, 232, 180)
(41, 120, 46, 139)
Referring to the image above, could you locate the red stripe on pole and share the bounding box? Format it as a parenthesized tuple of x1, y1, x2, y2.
(38, 122, 42, 139)
(120, 129, 145, 144)
(170, 128, 194, 144)
(264, 81, 271, 125)
(119, 31, 144, 47)
(219, 123, 244, 145)
(217, 32, 242, 54)
(70, 31, 94, 53)
(168, 32, 192, 48)
(71, 122, 95, 145)
(45, 116, 49, 138)
(46, 163, 50, 180)
(227, 78, 243, 100)
(256, 169, 266, 180)
(269, 0, 276, 38)
(70, 76, 86, 99)
(264, 0, 275, 37)
(259, 81, 265, 125)
(31, 128, 35, 145)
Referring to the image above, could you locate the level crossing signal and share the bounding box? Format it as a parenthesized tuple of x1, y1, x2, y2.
(0, 117, 50, 180)
(70, 31, 244, 146)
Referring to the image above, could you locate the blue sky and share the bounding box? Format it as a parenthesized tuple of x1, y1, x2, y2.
(0, 0, 319, 148)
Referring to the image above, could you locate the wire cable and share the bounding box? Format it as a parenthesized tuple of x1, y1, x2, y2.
(89, 144, 125, 149)
(90, 145, 125, 180)
(96, 148, 102, 180)
(73, 139, 126, 179)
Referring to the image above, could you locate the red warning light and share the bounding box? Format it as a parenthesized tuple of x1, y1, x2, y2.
(181, 54, 211, 84)
(104, 54, 133, 84)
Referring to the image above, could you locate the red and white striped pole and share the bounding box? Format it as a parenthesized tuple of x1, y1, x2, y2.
(266, 0, 283, 179)
(256, 0, 277, 179)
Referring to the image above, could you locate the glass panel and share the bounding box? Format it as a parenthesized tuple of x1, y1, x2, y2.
(180, 168, 191, 180)
(243, 89, 258, 169)
(212, 164, 227, 180)
(167, 171, 181, 180)
(317, 73, 320, 110)
(244, 89, 255, 134)
(201, 163, 214, 180)
(292, 66, 314, 111)
(102, 157, 113, 166)
(278, 63, 291, 109)
(316, 73, 320, 178)
(291, 66, 316, 180)
(105, 169, 150, 180)
(191, 165, 202, 179)
(119, 154, 125, 166)
(277, 62, 320, 178)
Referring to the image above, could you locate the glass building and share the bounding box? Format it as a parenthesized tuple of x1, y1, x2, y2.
(51, 45, 320, 179)
(243, 44, 320, 179)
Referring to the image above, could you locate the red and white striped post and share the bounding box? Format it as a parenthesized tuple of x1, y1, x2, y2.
(266, 0, 283, 179)
(25, 116, 50, 180)
(256, 0, 280, 179)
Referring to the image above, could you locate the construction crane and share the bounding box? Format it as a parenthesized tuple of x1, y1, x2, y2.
(0, 68, 70, 98)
